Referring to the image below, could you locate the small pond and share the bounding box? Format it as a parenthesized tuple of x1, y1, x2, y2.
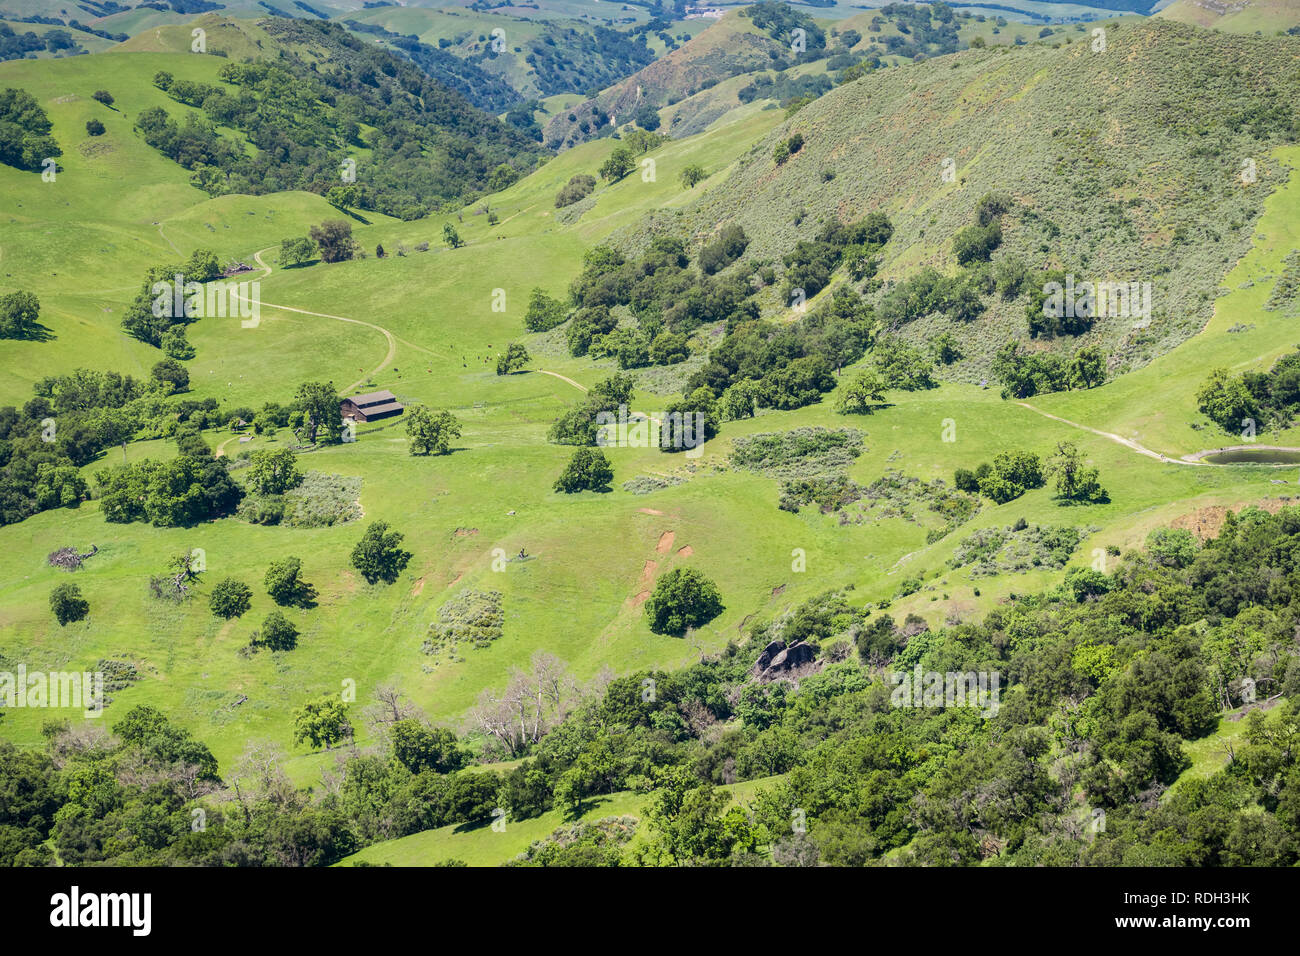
(1202, 449, 1300, 465)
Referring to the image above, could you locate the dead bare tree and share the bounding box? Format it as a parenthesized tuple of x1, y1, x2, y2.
(468, 652, 580, 758)
(361, 683, 422, 738)
(229, 742, 300, 816)
(150, 550, 202, 602)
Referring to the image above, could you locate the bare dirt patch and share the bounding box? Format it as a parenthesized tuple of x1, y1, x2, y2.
(1172, 498, 1289, 541)
(677, 545, 694, 557)
(656, 531, 676, 553)
(453, 527, 479, 538)
(638, 508, 665, 516)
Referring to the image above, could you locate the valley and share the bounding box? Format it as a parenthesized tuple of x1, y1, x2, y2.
(1, 0, 1299, 879)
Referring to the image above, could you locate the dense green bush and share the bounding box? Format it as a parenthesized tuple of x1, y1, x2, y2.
(644, 567, 724, 635)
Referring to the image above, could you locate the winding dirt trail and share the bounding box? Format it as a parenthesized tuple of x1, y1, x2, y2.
(1015, 401, 1207, 466)
(533, 368, 666, 432)
(237, 248, 399, 393)
(156, 222, 181, 256)
(218, 247, 1300, 468)
(1017, 401, 1300, 466)
(535, 369, 588, 393)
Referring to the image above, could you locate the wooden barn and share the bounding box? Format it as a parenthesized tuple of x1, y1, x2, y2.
(341, 389, 404, 423)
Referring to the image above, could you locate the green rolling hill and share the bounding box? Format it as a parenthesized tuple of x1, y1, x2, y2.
(2, 0, 1300, 878)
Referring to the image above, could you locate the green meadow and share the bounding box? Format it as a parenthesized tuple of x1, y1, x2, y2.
(2, 19, 1298, 803)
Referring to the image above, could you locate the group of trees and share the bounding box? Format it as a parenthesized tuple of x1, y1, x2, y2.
(1197, 349, 1300, 435)
(0, 87, 59, 172)
(687, 282, 876, 414)
(596, 129, 666, 182)
(956, 443, 1107, 505)
(142, 21, 544, 218)
(549, 373, 634, 446)
(119, 246, 224, 354)
(0, 366, 212, 527)
(97, 453, 242, 527)
(536, 219, 895, 429)
(208, 560, 310, 652)
(782, 213, 893, 300)
(991, 340, 1107, 399)
(0, 24, 86, 63)
(955, 450, 1044, 504)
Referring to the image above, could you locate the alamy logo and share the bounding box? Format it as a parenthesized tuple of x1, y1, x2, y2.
(151, 274, 261, 328)
(890, 665, 1000, 717)
(0, 666, 103, 717)
(50, 886, 151, 936)
(1042, 274, 1152, 325)
(595, 404, 706, 458)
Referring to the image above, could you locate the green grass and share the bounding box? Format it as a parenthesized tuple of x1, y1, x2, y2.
(3, 24, 1299, 806)
(337, 773, 784, 866)
(1168, 704, 1287, 793)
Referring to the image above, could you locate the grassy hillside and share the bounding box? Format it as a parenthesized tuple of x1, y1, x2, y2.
(7, 2, 1300, 873)
(648, 18, 1300, 381)
(0, 45, 789, 780)
(339, 774, 781, 866)
(112, 12, 282, 59)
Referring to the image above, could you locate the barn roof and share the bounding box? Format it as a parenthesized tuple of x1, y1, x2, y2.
(347, 389, 399, 407)
(357, 401, 403, 417)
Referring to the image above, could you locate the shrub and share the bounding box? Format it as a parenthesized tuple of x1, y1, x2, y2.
(523, 288, 567, 333)
(265, 556, 311, 606)
(952, 220, 1001, 265)
(554, 447, 613, 493)
(49, 582, 89, 626)
(644, 567, 724, 635)
(680, 163, 706, 188)
(699, 225, 749, 275)
(251, 610, 298, 651)
(351, 521, 411, 584)
(555, 174, 597, 208)
(425, 589, 504, 654)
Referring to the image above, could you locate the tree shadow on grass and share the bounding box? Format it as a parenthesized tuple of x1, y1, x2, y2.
(561, 794, 616, 823)
(5, 321, 55, 343)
